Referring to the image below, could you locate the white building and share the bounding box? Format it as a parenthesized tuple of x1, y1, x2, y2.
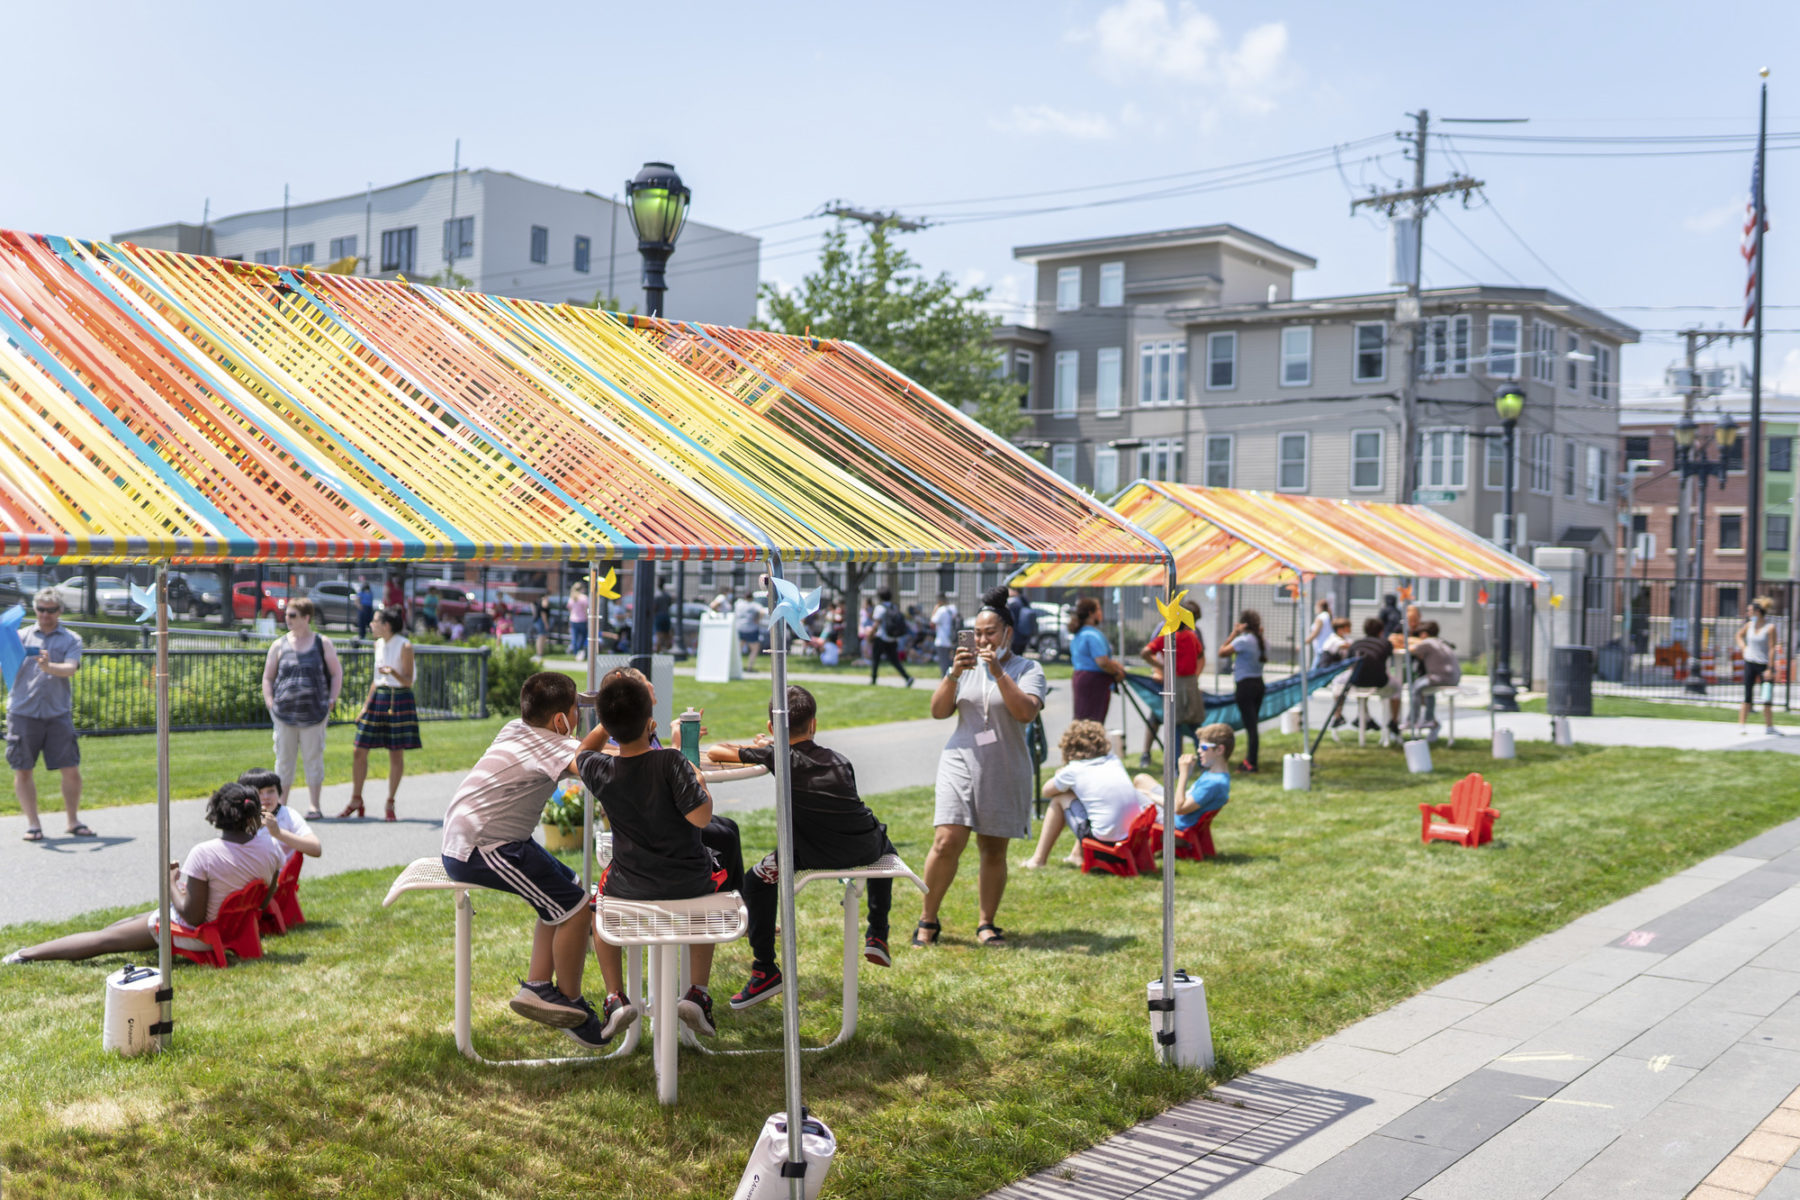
(115, 168, 760, 327)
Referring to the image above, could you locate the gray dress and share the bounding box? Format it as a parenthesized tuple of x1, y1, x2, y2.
(933, 653, 1049, 839)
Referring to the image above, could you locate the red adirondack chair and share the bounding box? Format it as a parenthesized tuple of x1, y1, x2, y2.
(1420, 773, 1498, 848)
(1153, 811, 1218, 861)
(259, 852, 306, 936)
(1081, 806, 1159, 877)
(168, 879, 270, 968)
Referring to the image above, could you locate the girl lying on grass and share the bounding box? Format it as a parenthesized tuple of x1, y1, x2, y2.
(3, 782, 285, 964)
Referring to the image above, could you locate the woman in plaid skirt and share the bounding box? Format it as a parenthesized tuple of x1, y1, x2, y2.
(350, 606, 422, 822)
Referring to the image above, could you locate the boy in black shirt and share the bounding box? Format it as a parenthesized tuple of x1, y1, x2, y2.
(708, 684, 898, 1010)
(1346, 616, 1402, 734)
(579, 670, 743, 1038)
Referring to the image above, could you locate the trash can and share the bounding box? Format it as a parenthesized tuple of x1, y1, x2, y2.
(1549, 645, 1594, 717)
(1595, 639, 1625, 684)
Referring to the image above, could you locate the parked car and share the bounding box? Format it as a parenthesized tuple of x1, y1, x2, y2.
(1026, 601, 1073, 661)
(167, 570, 225, 618)
(53, 575, 130, 615)
(307, 580, 362, 629)
(0, 570, 50, 609)
(231, 581, 289, 620)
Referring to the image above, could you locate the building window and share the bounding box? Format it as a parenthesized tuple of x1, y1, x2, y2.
(1532, 320, 1556, 382)
(1563, 439, 1577, 497)
(1204, 435, 1233, 488)
(1280, 326, 1312, 387)
(530, 225, 549, 264)
(1772, 437, 1794, 473)
(328, 235, 357, 261)
(1277, 432, 1309, 492)
(1050, 444, 1077, 481)
(936, 563, 957, 596)
(1136, 438, 1184, 483)
(1530, 432, 1553, 494)
(1720, 512, 1744, 551)
(1012, 349, 1035, 409)
(1206, 331, 1236, 390)
(380, 226, 417, 273)
(1093, 447, 1119, 496)
(1769, 513, 1791, 554)
(1098, 262, 1124, 308)
(1095, 347, 1122, 417)
(287, 242, 314, 266)
(1484, 435, 1515, 491)
(898, 564, 920, 595)
(1722, 438, 1745, 473)
(1566, 332, 1581, 390)
(1056, 266, 1081, 312)
(1138, 340, 1187, 407)
(1053, 350, 1078, 417)
(1590, 345, 1613, 400)
(573, 236, 592, 274)
(1421, 579, 1465, 607)
(1624, 435, 1651, 464)
(1585, 445, 1608, 503)
(1350, 429, 1384, 491)
(254, 248, 281, 265)
(1487, 316, 1521, 377)
(1420, 315, 1470, 376)
(697, 561, 716, 590)
(1422, 428, 1467, 491)
(1353, 322, 1386, 383)
(443, 216, 473, 261)
(1350, 576, 1378, 602)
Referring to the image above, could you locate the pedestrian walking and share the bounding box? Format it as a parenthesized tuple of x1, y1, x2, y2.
(262, 597, 343, 819)
(930, 593, 959, 676)
(1739, 597, 1779, 736)
(356, 579, 375, 639)
(569, 582, 589, 658)
(349, 605, 420, 821)
(1067, 596, 1125, 723)
(531, 597, 551, 658)
(384, 574, 406, 628)
(867, 588, 914, 687)
(1307, 599, 1333, 668)
(9, 588, 92, 842)
(734, 591, 766, 673)
(1219, 610, 1266, 773)
(653, 582, 674, 653)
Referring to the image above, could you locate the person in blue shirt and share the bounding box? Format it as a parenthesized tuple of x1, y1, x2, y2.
(1067, 596, 1124, 723)
(9, 588, 92, 841)
(1132, 722, 1234, 831)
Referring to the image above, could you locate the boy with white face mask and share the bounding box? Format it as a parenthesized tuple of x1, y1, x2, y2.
(440, 671, 614, 1049)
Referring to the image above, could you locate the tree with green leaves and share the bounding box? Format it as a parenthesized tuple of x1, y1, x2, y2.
(758, 220, 1024, 440)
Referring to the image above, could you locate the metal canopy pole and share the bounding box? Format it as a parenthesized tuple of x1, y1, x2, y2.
(583, 561, 601, 894)
(1297, 575, 1311, 789)
(1157, 559, 1179, 1062)
(766, 555, 808, 1199)
(154, 561, 173, 1051)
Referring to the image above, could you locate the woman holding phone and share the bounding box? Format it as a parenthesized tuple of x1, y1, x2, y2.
(918, 587, 1048, 947)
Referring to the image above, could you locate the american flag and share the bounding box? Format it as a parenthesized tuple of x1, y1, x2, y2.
(1743, 149, 1768, 327)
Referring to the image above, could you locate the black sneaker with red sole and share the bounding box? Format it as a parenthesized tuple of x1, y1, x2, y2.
(729, 964, 783, 1010)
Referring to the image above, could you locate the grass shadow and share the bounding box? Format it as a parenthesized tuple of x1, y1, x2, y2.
(1009, 928, 1139, 955)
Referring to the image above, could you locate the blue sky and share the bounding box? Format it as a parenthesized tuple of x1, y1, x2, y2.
(6, 0, 1794, 396)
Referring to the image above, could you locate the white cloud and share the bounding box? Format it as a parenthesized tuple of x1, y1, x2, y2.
(1684, 200, 1742, 235)
(1076, 0, 1291, 114)
(1775, 348, 1800, 393)
(989, 104, 1115, 140)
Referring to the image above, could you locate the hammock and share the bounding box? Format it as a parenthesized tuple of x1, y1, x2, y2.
(1119, 662, 1355, 744)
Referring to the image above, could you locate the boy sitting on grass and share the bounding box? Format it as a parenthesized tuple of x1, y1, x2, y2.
(440, 672, 618, 1050)
(706, 684, 900, 1010)
(1133, 722, 1235, 832)
(579, 669, 743, 1039)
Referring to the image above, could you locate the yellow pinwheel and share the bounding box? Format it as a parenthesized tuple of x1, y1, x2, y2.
(1156, 589, 1196, 637)
(595, 568, 620, 600)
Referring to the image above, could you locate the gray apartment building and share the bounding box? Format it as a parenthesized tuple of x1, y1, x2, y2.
(115, 168, 760, 328)
(995, 224, 1639, 654)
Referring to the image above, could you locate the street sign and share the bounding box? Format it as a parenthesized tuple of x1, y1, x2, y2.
(1412, 489, 1455, 505)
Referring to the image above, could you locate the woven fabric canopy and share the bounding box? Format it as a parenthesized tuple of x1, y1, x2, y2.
(0, 232, 1164, 568)
(1010, 480, 1547, 589)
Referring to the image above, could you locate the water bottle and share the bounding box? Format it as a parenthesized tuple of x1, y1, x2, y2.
(676, 707, 703, 764)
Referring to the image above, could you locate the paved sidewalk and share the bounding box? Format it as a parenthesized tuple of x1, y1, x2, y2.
(988, 815, 1800, 1200)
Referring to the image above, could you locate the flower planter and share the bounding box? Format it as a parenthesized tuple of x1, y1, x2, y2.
(542, 823, 582, 853)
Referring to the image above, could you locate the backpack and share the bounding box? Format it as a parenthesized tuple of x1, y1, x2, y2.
(880, 604, 908, 641)
(1015, 603, 1039, 640)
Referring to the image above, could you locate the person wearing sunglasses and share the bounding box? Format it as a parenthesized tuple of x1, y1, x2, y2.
(1133, 723, 1234, 832)
(9, 589, 92, 842)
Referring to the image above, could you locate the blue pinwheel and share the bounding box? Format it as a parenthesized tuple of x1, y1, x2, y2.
(0, 604, 23, 689)
(130, 581, 158, 624)
(766, 574, 823, 641)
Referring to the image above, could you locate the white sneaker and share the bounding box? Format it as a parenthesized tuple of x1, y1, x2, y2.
(2, 951, 26, 964)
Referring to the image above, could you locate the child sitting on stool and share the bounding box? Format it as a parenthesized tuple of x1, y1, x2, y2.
(1133, 722, 1234, 833)
(707, 684, 899, 1010)
(1021, 719, 1143, 868)
(579, 670, 744, 1039)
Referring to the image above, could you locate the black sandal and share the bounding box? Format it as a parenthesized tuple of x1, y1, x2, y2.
(912, 919, 941, 948)
(976, 922, 1007, 946)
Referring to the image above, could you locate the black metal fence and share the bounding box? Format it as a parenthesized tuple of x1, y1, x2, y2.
(1577, 575, 1795, 709)
(3, 643, 490, 736)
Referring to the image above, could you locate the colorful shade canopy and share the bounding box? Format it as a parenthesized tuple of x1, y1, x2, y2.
(0, 232, 1166, 569)
(1010, 480, 1547, 589)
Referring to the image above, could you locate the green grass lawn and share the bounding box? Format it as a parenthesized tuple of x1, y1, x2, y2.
(1520, 692, 1800, 726)
(3, 736, 1796, 1198)
(1, 678, 931, 818)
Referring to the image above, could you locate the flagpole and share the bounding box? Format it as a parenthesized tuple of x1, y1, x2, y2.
(1748, 69, 1769, 610)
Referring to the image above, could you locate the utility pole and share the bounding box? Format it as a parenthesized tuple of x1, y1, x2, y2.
(818, 202, 928, 231)
(446, 138, 461, 283)
(1350, 111, 1483, 501)
(1676, 327, 1751, 602)
(1748, 72, 1770, 610)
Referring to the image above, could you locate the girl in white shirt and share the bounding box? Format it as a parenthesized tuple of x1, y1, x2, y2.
(350, 606, 420, 822)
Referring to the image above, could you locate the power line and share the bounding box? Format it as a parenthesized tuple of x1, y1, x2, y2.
(1477, 196, 1594, 306)
(1436, 211, 1527, 286)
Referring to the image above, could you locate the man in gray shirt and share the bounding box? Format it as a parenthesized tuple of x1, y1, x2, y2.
(8, 588, 91, 841)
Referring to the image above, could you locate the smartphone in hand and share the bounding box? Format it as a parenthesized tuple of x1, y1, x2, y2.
(956, 629, 977, 655)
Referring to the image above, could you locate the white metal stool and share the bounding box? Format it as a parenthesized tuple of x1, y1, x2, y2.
(595, 890, 748, 1104)
(382, 856, 642, 1067)
(1409, 684, 1475, 745)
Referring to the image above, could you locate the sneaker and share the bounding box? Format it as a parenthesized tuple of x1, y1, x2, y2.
(678, 986, 717, 1037)
(1137, 752, 1154, 771)
(730, 964, 784, 1010)
(564, 992, 636, 1050)
(2, 951, 26, 965)
(1239, 760, 1258, 774)
(510, 979, 587, 1029)
(864, 936, 892, 968)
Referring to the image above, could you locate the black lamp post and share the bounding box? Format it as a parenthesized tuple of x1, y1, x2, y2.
(625, 162, 691, 662)
(1674, 411, 1739, 692)
(1491, 383, 1526, 712)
